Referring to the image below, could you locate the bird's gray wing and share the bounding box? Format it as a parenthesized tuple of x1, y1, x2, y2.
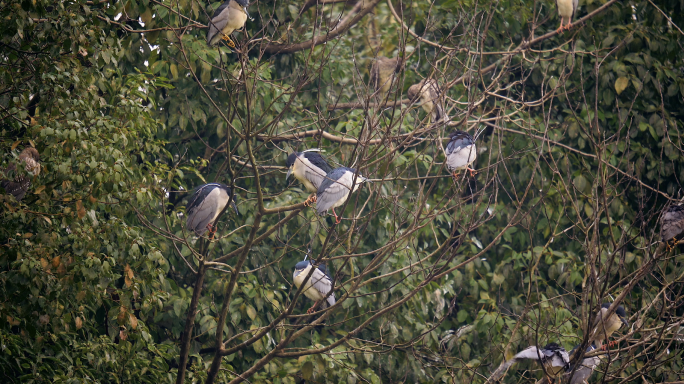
(316, 172, 351, 214)
(661, 207, 684, 241)
(566, 356, 600, 384)
(207, 3, 232, 45)
(487, 346, 540, 382)
(186, 197, 219, 235)
(311, 268, 335, 307)
(303, 165, 327, 190)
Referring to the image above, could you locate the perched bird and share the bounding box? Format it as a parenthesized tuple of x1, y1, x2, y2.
(556, 0, 578, 32)
(445, 130, 477, 177)
(185, 183, 238, 238)
(369, 56, 404, 102)
(588, 303, 629, 349)
(285, 149, 334, 206)
(1, 147, 41, 202)
(660, 204, 684, 249)
(565, 343, 601, 384)
(407, 79, 446, 124)
(488, 343, 570, 383)
(206, 0, 250, 48)
(316, 167, 368, 224)
(292, 258, 335, 313)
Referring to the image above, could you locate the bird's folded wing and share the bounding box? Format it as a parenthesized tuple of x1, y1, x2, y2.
(316, 174, 351, 213)
(310, 268, 335, 306)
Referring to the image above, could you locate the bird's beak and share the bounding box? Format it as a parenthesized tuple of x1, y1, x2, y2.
(286, 168, 292, 181)
(621, 317, 629, 327)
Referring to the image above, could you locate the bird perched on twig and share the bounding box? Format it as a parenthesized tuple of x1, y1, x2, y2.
(660, 204, 684, 250)
(206, 0, 250, 48)
(445, 130, 477, 178)
(487, 343, 570, 383)
(408, 79, 446, 125)
(588, 303, 629, 350)
(1, 147, 40, 202)
(556, 0, 578, 32)
(285, 149, 334, 206)
(185, 183, 238, 238)
(370, 56, 404, 102)
(292, 257, 335, 314)
(316, 167, 368, 224)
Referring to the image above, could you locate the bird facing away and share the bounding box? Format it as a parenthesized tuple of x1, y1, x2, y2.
(206, 0, 249, 47)
(292, 259, 335, 313)
(556, 0, 578, 32)
(185, 183, 239, 238)
(660, 204, 684, 248)
(316, 167, 368, 224)
(445, 130, 477, 177)
(589, 303, 629, 349)
(1, 147, 40, 202)
(285, 150, 334, 206)
(369, 56, 404, 102)
(488, 343, 570, 383)
(565, 343, 601, 384)
(407, 79, 446, 124)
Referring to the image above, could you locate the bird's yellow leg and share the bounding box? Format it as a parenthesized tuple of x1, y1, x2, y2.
(556, 20, 565, 34)
(303, 194, 316, 207)
(222, 34, 236, 48)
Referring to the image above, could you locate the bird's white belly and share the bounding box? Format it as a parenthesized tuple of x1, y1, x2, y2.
(292, 161, 319, 193)
(557, 0, 574, 18)
(447, 145, 477, 171)
(223, 11, 247, 34)
(293, 269, 325, 301)
(209, 188, 230, 221)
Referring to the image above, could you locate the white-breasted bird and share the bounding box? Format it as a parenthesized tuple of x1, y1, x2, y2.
(408, 79, 446, 124)
(445, 130, 477, 178)
(292, 258, 335, 314)
(588, 303, 629, 350)
(316, 167, 368, 224)
(185, 183, 239, 238)
(285, 149, 334, 206)
(556, 0, 579, 32)
(1, 147, 40, 202)
(488, 343, 570, 383)
(206, 0, 250, 48)
(660, 204, 684, 249)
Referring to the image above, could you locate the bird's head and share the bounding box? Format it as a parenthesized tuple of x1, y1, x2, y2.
(285, 152, 298, 181)
(602, 303, 629, 327)
(293, 260, 312, 276)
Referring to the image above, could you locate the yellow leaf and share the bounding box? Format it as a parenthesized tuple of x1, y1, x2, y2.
(42, 216, 52, 224)
(615, 77, 629, 95)
(33, 185, 45, 195)
(75, 317, 83, 330)
(11, 141, 20, 150)
(23, 233, 33, 238)
(129, 314, 138, 330)
(40, 258, 49, 270)
(51, 256, 61, 268)
(246, 305, 257, 320)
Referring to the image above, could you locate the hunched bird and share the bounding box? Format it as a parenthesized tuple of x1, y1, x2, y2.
(408, 79, 446, 124)
(660, 204, 684, 249)
(293, 258, 335, 313)
(1, 147, 41, 202)
(285, 149, 334, 206)
(316, 167, 368, 224)
(445, 130, 477, 178)
(588, 303, 629, 350)
(206, 0, 250, 48)
(185, 183, 239, 238)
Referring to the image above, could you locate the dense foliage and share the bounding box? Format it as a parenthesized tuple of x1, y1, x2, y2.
(2, 0, 684, 383)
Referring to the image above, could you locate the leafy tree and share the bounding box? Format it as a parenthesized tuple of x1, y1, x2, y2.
(2, 0, 684, 383)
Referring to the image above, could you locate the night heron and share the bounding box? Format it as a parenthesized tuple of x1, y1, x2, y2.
(488, 343, 570, 383)
(206, 0, 250, 47)
(1, 147, 40, 202)
(660, 204, 684, 249)
(370, 56, 404, 102)
(446, 130, 477, 178)
(285, 149, 334, 206)
(292, 258, 335, 313)
(589, 303, 628, 350)
(408, 79, 446, 124)
(316, 167, 368, 224)
(185, 183, 238, 238)
(556, 0, 578, 32)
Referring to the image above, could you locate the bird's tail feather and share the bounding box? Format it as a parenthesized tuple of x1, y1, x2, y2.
(487, 359, 519, 383)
